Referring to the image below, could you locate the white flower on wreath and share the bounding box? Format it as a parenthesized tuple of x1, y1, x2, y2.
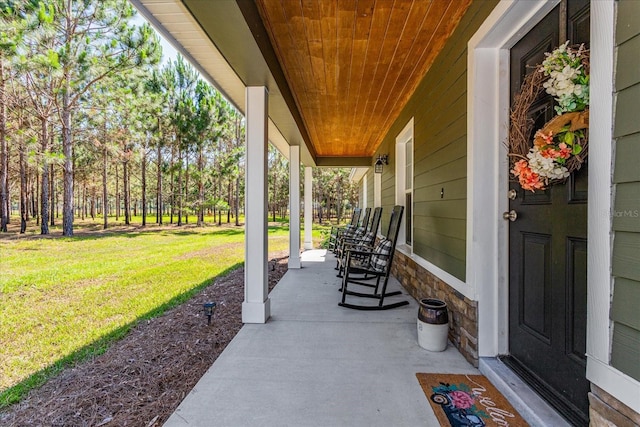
(526, 146, 570, 181)
(540, 41, 589, 115)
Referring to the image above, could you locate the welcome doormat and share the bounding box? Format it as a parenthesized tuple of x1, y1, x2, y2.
(416, 373, 529, 427)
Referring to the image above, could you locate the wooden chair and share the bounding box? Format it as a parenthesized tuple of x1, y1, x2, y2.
(339, 205, 409, 310)
(367, 206, 382, 235)
(327, 207, 362, 251)
(335, 207, 383, 276)
(358, 207, 372, 233)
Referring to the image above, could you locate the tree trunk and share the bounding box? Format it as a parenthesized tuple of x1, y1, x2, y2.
(90, 189, 95, 220)
(169, 144, 174, 224)
(235, 177, 240, 226)
(19, 132, 27, 233)
(234, 177, 240, 226)
(177, 144, 182, 226)
(50, 164, 55, 226)
(62, 80, 74, 236)
(123, 156, 130, 225)
(32, 174, 38, 225)
(184, 150, 189, 224)
(115, 163, 120, 221)
(4, 142, 9, 225)
(197, 147, 204, 226)
(82, 182, 86, 220)
(227, 181, 231, 223)
(218, 180, 222, 226)
(40, 118, 49, 235)
(0, 61, 7, 232)
(102, 143, 108, 230)
(272, 171, 277, 222)
(156, 123, 164, 225)
(142, 148, 147, 226)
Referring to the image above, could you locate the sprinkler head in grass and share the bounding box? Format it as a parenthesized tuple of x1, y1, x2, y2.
(203, 302, 216, 326)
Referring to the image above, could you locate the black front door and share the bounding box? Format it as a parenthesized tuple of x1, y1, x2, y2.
(506, 1, 590, 425)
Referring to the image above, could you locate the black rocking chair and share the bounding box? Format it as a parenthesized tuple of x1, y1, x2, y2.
(339, 205, 409, 310)
(335, 207, 383, 276)
(328, 207, 362, 251)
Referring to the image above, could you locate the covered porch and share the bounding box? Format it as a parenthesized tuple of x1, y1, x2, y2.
(129, 1, 640, 425)
(163, 250, 566, 427)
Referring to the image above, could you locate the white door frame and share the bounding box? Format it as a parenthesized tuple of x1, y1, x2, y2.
(467, 0, 560, 357)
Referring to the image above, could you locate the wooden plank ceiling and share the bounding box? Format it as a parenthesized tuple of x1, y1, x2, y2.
(254, 0, 472, 158)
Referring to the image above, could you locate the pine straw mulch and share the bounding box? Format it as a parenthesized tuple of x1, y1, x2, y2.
(0, 253, 289, 427)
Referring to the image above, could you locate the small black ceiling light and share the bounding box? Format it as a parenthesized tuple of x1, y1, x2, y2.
(374, 154, 388, 174)
(203, 301, 216, 325)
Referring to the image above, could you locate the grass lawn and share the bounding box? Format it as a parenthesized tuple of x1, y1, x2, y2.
(0, 217, 315, 407)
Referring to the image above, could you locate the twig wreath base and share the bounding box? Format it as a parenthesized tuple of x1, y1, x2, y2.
(508, 45, 590, 191)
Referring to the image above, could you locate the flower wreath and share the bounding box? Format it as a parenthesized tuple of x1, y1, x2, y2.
(509, 41, 590, 192)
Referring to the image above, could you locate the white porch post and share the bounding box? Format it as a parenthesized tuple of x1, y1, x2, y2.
(243, 86, 270, 323)
(304, 166, 313, 250)
(288, 145, 301, 268)
(362, 174, 368, 209)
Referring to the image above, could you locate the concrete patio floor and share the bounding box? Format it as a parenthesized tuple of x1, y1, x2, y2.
(164, 249, 568, 427)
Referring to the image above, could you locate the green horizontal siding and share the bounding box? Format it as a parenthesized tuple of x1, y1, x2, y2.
(611, 323, 640, 382)
(613, 182, 640, 232)
(616, 0, 640, 44)
(413, 216, 466, 241)
(612, 232, 640, 282)
(614, 133, 640, 183)
(414, 157, 467, 189)
(374, 0, 498, 281)
(612, 277, 640, 331)
(614, 83, 640, 138)
(414, 178, 466, 203)
(615, 34, 640, 91)
(611, 3, 640, 381)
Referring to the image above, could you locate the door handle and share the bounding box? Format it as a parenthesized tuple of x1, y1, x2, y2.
(503, 210, 518, 221)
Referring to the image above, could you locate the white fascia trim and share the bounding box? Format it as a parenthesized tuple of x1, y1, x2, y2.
(396, 246, 472, 298)
(587, 356, 640, 413)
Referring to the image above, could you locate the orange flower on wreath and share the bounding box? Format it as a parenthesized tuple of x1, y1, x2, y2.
(511, 159, 545, 192)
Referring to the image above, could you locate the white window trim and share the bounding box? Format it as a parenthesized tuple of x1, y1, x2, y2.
(395, 118, 414, 249)
(468, 0, 638, 413)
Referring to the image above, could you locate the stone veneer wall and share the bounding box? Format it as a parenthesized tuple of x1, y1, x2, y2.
(391, 250, 478, 367)
(589, 384, 640, 427)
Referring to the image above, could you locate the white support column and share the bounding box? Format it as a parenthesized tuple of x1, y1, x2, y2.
(288, 145, 301, 268)
(304, 166, 313, 250)
(243, 86, 270, 323)
(362, 175, 368, 209)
